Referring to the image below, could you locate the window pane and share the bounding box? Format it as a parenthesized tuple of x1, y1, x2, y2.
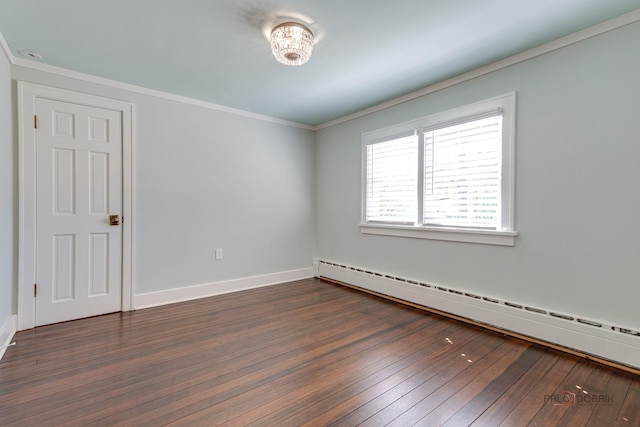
(366, 135, 418, 223)
(424, 115, 502, 229)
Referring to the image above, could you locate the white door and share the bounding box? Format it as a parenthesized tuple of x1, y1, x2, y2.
(34, 98, 123, 326)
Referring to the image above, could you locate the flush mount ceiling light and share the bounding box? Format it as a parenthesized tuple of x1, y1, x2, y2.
(270, 22, 314, 66)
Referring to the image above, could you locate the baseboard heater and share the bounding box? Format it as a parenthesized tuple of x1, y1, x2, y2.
(313, 259, 640, 374)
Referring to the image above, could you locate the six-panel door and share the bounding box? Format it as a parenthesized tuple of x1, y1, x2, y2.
(35, 98, 123, 326)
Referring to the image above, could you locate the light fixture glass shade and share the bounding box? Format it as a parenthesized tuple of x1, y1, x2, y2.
(270, 22, 314, 66)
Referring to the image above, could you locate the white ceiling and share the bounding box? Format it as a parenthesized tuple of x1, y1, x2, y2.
(1, 0, 639, 126)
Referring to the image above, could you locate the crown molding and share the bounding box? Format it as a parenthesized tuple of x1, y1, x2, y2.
(0, 30, 14, 64)
(9, 56, 314, 131)
(316, 8, 640, 130)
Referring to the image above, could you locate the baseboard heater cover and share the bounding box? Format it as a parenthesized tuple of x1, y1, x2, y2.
(314, 259, 640, 372)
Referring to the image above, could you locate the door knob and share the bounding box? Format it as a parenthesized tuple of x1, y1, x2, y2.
(109, 215, 120, 226)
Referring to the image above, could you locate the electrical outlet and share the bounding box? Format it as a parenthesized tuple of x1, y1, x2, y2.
(215, 248, 223, 260)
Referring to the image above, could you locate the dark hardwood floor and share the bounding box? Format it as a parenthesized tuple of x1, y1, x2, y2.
(0, 278, 638, 426)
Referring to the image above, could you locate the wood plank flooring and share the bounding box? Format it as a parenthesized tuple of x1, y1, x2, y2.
(0, 278, 638, 426)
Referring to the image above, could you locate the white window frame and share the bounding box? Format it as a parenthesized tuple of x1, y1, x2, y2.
(360, 92, 518, 246)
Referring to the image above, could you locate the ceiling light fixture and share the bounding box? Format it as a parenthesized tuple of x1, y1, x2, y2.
(270, 22, 314, 66)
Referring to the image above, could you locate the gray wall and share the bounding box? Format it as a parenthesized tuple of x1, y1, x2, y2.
(0, 47, 14, 326)
(316, 21, 640, 329)
(12, 66, 316, 295)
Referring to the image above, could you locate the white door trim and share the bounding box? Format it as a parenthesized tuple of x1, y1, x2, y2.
(17, 82, 135, 330)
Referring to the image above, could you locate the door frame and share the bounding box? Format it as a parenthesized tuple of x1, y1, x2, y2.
(18, 82, 134, 330)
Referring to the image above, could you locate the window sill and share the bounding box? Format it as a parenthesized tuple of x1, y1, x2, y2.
(359, 223, 518, 246)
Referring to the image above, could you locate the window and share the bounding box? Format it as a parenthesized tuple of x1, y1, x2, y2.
(361, 93, 517, 246)
(365, 131, 418, 224)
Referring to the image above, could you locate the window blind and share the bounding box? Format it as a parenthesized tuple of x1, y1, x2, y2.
(365, 133, 418, 223)
(423, 115, 502, 229)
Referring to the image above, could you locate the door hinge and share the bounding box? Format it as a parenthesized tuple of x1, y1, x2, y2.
(34, 115, 37, 129)
(34, 283, 37, 298)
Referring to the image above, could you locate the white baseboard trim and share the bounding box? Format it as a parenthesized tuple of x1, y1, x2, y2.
(0, 315, 17, 363)
(316, 259, 640, 370)
(134, 267, 314, 310)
